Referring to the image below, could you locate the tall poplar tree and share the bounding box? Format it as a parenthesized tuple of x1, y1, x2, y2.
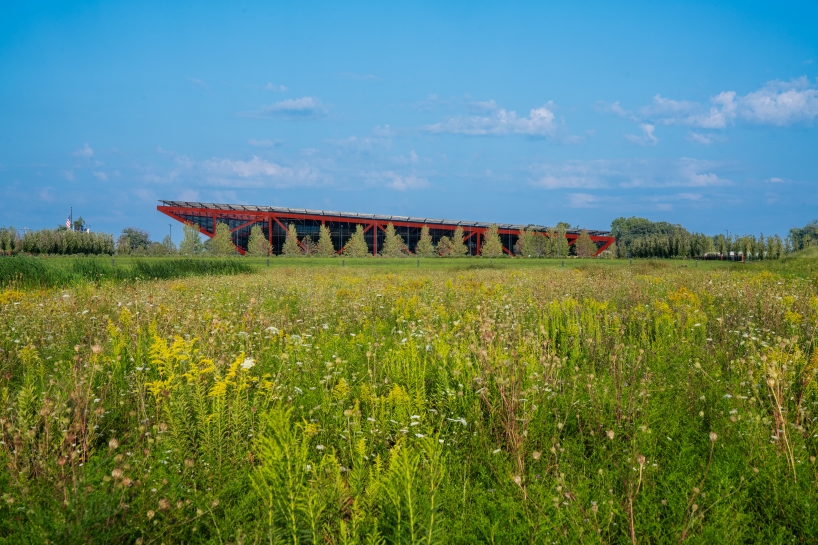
(282, 223, 302, 256)
(555, 225, 569, 258)
(437, 236, 453, 257)
(481, 224, 504, 258)
(451, 226, 468, 257)
(210, 223, 237, 256)
(316, 225, 336, 257)
(343, 225, 369, 257)
(575, 229, 596, 258)
(247, 225, 272, 256)
(415, 225, 436, 257)
(180, 222, 203, 256)
(381, 223, 407, 257)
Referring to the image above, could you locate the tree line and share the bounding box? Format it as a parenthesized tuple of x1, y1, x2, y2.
(610, 216, 815, 260)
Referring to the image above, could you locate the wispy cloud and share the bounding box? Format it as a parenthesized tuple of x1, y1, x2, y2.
(641, 77, 818, 128)
(243, 97, 329, 119)
(248, 139, 284, 148)
(187, 77, 209, 90)
(202, 155, 322, 187)
(530, 158, 731, 190)
(425, 101, 559, 137)
(264, 82, 287, 92)
(365, 171, 429, 191)
(766, 177, 786, 183)
(339, 72, 379, 81)
(624, 123, 658, 146)
(72, 144, 94, 158)
(92, 171, 108, 181)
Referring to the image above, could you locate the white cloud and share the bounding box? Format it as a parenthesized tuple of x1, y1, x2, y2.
(38, 187, 55, 202)
(93, 171, 108, 181)
(203, 156, 321, 187)
(624, 123, 658, 146)
(244, 97, 329, 119)
(339, 72, 379, 81)
(531, 158, 730, 190)
(568, 193, 602, 208)
(640, 77, 818, 128)
(688, 133, 711, 145)
(766, 177, 786, 183)
(177, 189, 200, 201)
(264, 82, 287, 92)
(530, 160, 612, 189)
(73, 144, 94, 158)
(248, 139, 283, 148)
(187, 77, 209, 90)
(595, 100, 633, 118)
(739, 78, 818, 125)
(62, 170, 75, 181)
(425, 102, 558, 136)
(466, 100, 498, 113)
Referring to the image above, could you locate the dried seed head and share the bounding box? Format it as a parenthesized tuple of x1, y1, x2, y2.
(147, 510, 155, 520)
(766, 377, 776, 388)
(691, 504, 698, 512)
(91, 344, 103, 355)
(108, 438, 119, 450)
(693, 487, 700, 494)
(606, 430, 615, 440)
(176, 500, 184, 509)
(591, 503, 598, 513)
(709, 432, 718, 442)
(513, 475, 522, 485)
(57, 457, 67, 467)
(637, 454, 646, 467)
(122, 477, 133, 487)
(158, 499, 170, 511)
(184, 458, 195, 468)
(532, 451, 541, 460)
(211, 499, 219, 508)
(158, 422, 169, 433)
(810, 456, 816, 464)
(111, 468, 123, 479)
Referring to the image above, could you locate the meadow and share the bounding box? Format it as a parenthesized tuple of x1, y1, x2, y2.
(1, 256, 817, 543)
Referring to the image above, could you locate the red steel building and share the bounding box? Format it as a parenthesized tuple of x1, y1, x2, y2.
(157, 200, 615, 257)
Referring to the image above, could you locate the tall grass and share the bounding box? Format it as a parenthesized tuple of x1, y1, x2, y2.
(0, 256, 253, 288)
(0, 260, 817, 542)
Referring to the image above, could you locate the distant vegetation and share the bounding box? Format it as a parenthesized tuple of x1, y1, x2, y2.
(1, 218, 816, 260)
(0, 257, 252, 289)
(610, 216, 804, 260)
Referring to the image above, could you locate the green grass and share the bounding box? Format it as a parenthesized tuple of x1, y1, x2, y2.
(1, 257, 817, 543)
(0, 256, 253, 288)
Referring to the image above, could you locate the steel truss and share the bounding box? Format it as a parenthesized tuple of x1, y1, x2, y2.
(157, 200, 616, 257)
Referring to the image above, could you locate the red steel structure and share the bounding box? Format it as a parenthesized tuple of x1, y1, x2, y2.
(157, 200, 615, 257)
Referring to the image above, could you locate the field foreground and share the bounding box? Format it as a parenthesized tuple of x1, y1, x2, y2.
(1, 262, 818, 543)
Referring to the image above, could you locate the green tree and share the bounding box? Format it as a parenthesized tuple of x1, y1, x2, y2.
(316, 225, 336, 257)
(210, 223, 237, 256)
(451, 227, 468, 257)
(437, 236, 453, 257)
(381, 223, 407, 257)
(282, 223, 302, 256)
(161, 235, 177, 255)
(555, 225, 569, 258)
(415, 225, 436, 257)
(343, 225, 370, 257)
(247, 225, 272, 257)
(180, 222, 203, 256)
(575, 229, 596, 258)
(72, 217, 86, 232)
(301, 235, 317, 256)
(118, 227, 151, 254)
(481, 224, 504, 258)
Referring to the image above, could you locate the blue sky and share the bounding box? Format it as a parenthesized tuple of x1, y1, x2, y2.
(1, 1, 816, 242)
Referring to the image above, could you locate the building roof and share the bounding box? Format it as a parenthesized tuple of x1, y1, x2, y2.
(158, 200, 612, 236)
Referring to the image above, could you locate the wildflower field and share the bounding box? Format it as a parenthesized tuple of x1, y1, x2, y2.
(1, 258, 817, 543)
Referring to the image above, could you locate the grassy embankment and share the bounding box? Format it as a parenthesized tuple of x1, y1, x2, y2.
(0, 253, 817, 542)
